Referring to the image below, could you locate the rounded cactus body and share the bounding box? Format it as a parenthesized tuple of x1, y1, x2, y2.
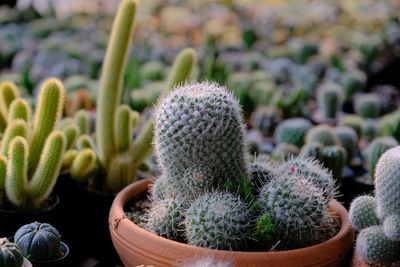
(14, 222, 60, 261)
(250, 161, 277, 189)
(277, 157, 336, 198)
(274, 118, 312, 148)
(154, 82, 249, 186)
(184, 191, 251, 250)
(257, 175, 332, 250)
(339, 115, 364, 139)
(356, 226, 400, 264)
(145, 198, 187, 241)
(363, 137, 398, 182)
(349, 196, 380, 232)
(333, 126, 358, 162)
(150, 176, 169, 201)
(250, 106, 281, 137)
(322, 145, 347, 181)
(0, 238, 24, 267)
(300, 142, 324, 162)
(317, 82, 343, 119)
(354, 94, 381, 119)
(362, 119, 379, 141)
(374, 146, 400, 219)
(383, 215, 400, 241)
(306, 125, 339, 147)
(271, 143, 299, 161)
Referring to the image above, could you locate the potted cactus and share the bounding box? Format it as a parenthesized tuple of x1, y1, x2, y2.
(349, 146, 400, 266)
(0, 238, 32, 267)
(0, 79, 66, 237)
(109, 81, 354, 266)
(54, 0, 196, 263)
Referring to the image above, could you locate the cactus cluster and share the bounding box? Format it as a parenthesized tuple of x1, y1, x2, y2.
(139, 81, 339, 252)
(62, 0, 197, 193)
(349, 146, 400, 264)
(0, 79, 66, 210)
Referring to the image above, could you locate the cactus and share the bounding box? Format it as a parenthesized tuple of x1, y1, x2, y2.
(250, 161, 277, 189)
(306, 125, 339, 147)
(8, 98, 31, 123)
(316, 82, 343, 120)
(354, 94, 381, 119)
(0, 238, 24, 267)
(333, 126, 358, 162)
(339, 114, 364, 139)
(154, 82, 249, 188)
(73, 109, 90, 136)
(184, 191, 251, 250)
(257, 174, 334, 250)
(178, 256, 233, 267)
(363, 137, 398, 182)
(271, 143, 299, 161)
(277, 157, 337, 198)
(300, 142, 324, 162)
(139, 61, 166, 81)
(341, 70, 365, 101)
(14, 222, 61, 261)
(362, 119, 379, 141)
(250, 106, 281, 137)
(322, 145, 347, 181)
(349, 196, 380, 231)
(0, 81, 20, 133)
(274, 118, 312, 148)
(144, 197, 187, 241)
(0, 119, 28, 157)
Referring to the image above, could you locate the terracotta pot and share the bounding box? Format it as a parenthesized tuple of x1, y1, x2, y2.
(109, 178, 355, 267)
(352, 251, 370, 267)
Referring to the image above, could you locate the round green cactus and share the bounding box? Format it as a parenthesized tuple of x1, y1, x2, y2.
(317, 82, 343, 120)
(339, 114, 363, 139)
(257, 174, 334, 250)
(184, 191, 251, 250)
(306, 125, 339, 147)
(362, 119, 379, 141)
(150, 176, 170, 202)
(250, 161, 277, 189)
(14, 222, 61, 261)
(271, 143, 299, 161)
(145, 198, 187, 241)
(333, 126, 358, 162)
(322, 145, 347, 181)
(154, 82, 250, 188)
(349, 196, 380, 232)
(300, 142, 324, 162)
(0, 238, 24, 267)
(383, 215, 400, 241)
(354, 94, 381, 119)
(274, 118, 312, 148)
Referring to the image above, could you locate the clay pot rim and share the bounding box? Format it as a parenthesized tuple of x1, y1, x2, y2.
(110, 178, 353, 256)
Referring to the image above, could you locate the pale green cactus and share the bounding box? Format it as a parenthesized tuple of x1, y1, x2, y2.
(0, 81, 19, 133)
(8, 98, 31, 123)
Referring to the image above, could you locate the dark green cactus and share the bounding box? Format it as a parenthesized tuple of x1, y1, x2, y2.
(333, 126, 358, 163)
(354, 94, 381, 119)
(306, 125, 339, 147)
(0, 238, 24, 267)
(274, 118, 312, 148)
(322, 145, 347, 181)
(317, 82, 343, 120)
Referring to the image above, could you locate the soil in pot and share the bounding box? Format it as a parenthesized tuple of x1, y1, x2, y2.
(109, 178, 355, 267)
(0, 194, 60, 237)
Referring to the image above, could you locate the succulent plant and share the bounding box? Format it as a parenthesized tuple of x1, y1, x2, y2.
(184, 191, 251, 250)
(274, 118, 312, 148)
(341, 70, 365, 101)
(362, 119, 379, 141)
(1, 79, 66, 210)
(317, 82, 343, 120)
(354, 94, 381, 119)
(305, 125, 339, 147)
(333, 126, 358, 163)
(257, 174, 335, 250)
(349, 196, 380, 232)
(271, 143, 299, 161)
(250, 161, 277, 189)
(339, 114, 363, 139)
(299, 142, 324, 162)
(250, 106, 281, 137)
(14, 222, 61, 261)
(322, 145, 347, 182)
(363, 137, 398, 182)
(0, 238, 24, 267)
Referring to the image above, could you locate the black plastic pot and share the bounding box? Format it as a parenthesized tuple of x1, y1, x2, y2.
(54, 175, 121, 265)
(0, 195, 60, 237)
(30, 241, 70, 267)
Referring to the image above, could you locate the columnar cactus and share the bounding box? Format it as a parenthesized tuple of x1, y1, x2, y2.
(349, 146, 400, 264)
(184, 191, 251, 250)
(1, 79, 66, 210)
(354, 94, 381, 119)
(274, 118, 312, 148)
(317, 82, 343, 120)
(300, 142, 324, 162)
(0, 238, 24, 267)
(154, 82, 250, 187)
(322, 145, 347, 181)
(0, 81, 19, 133)
(362, 136, 398, 182)
(68, 0, 197, 193)
(339, 114, 363, 138)
(333, 126, 358, 162)
(305, 125, 339, 147)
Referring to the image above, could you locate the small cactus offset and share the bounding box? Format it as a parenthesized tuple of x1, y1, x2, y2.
(274, 118, 312, 148)
(14, 222, 61, 261)
(354, 94, 381, 119)
(316, 82, 343, 120)
(184, 191, 251, 250)
(305, 125, 339, 147)
(0, 81, 20, 133)
(349, 196, 380, 232)
(0, 238, 24, 267)
(363, 137, 398, 182)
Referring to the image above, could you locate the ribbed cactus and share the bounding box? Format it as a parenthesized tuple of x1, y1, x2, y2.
(363, 136, 398, 182)
(271, 143, 299, 161)
(257, 174, 334, 250)
(354, 94, 381, 119)
(362, 118, 379, 141)
(322, 145, 347, 181)
(317, 82, 343, 120)
(68, 0, 196, 193)
(0, 238, 24, 267)
(184, 191, 251, 250)
(300, 142, 324, 162)
(154, 82, 249, 187)
(341, 71, 365, 101)
(333, 126, 358, 163)
(339, 114, 363, 139)
(144, 197, 187, 241)
(0, 79, 67, 210)
(306, 125, 339, 147)
(274, 118, 312, 148)
(350, 146, 400, 264)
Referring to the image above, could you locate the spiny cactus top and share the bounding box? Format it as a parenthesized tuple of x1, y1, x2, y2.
(154, 81, 249, 184)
